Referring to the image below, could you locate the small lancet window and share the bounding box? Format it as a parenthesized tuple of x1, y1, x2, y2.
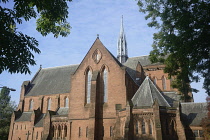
(103, 68, 108, 102)
(149, 121, 152, 134)
(162, 76, 166, 90)
(153, 77, 157, 86)
(110, 126, 113, 137)
(65, 97, 69, 107)
(86, 126, 88, 138)
(79, 127, 81, 137)
(135, 121, 138, 134)
(52, 126, 55, 137)
(47, 98, 51, 110)
(64, 125, 67, 137)
(86, 70, 92, 104)
(36, 131, 38, 139)
(29, 99, 33, 110)
(58, 125, 61, 137)
(142, 120, 146, 134)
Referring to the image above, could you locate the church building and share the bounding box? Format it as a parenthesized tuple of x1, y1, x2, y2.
(8, 17, 207, 140)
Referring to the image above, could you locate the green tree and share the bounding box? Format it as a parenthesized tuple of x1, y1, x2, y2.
(0, 87, 16, 140)
(0, 0, 71, 74)
(137, 0, 210, 98)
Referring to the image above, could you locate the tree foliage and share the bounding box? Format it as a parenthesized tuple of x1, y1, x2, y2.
(0, 87, 16, 140)
(0, 0, 71, 74)
(138, 0, 210, 96)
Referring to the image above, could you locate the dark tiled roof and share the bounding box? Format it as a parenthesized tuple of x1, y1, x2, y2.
(15, 112, 32, 122)
(162, 92, 181, 106)
(181, 102, 207, 126)
(132, 76, 170, 107)
(26, 65, 79, 96)
(123, 56, 162, 84)
(124, 56, 161, 68)
(35, 114, 45, 127)
(57, 107, 69, 115)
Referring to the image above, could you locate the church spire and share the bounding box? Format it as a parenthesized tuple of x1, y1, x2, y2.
(117, 15, 128, 63)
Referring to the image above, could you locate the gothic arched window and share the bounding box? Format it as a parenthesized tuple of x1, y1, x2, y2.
(135, 121, 138, 134)
(36, 131, 38, 139)
(64, 125, 67, 137)
(47, 98, 51, 110)
(86, 126, 88, 138)
(65, 97, 69, 107)
(149, 120, 152, 135)
(162, 76, 167, 90)
(103, 68, 108, 102)
(79, 127, 81, 137)
(142, 119, 146, 134)
(58, 125, 61, 137)
(86, 69, 92, 104)
(153, 77, 157, 86)
(29, 99, 33, 110)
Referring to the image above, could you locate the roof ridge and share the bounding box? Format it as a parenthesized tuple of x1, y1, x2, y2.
(129, 55, 149, 59)
(147, 77, 154, 105)
(31, 67, 42, 83)
(181, 102, 207, 104)
(148, 77, 171, 107)
(42, 64, 79, 70)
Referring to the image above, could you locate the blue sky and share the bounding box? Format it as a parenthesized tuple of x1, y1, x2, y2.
(1, 0, 207, 104)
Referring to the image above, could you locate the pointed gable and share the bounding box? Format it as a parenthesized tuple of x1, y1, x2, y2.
(74, 37, 122, 74)
(131, 76, 170, 107)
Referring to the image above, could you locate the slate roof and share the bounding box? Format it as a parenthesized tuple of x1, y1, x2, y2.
(181, 102, 207, 126)
(124, 55, 161, 68)
(26, 65, 79, 96)
(35, 114, 45, 127)
(57, 107, 69, 115)
(123, 56, 162, 84)
(162, 92, 181, 106)
(132, 76, 170, 107)
(15, 112, 32, 122)
(24, 55, 161, 97)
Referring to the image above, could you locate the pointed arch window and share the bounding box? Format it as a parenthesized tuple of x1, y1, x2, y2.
(29, 99, 33, 110)
(162, 76, 166, 90)
(110, 126, 113, 137)
(36, 131, 38, 139)
(47, 98, 51, 110)
(58, 125, 61, 137)
(135, 121, 138, 134)
(65, 97, 69, 107)
(142, 120, 146, 134)
(64, 125, 67, 137)
(149, 120, 152, 135)
(103, 68, 108, 102)
(153, 77, 157, 86)
(86, 70, 92, 104)
(86, 126, 88, 138)
(52, 126, 55, 138)
(79, 127, 81, 137)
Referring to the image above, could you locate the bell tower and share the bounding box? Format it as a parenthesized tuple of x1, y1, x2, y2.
(117, 15, 128, 63)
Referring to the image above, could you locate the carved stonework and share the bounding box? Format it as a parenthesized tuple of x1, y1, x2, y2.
(92, 49, 102, 64)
